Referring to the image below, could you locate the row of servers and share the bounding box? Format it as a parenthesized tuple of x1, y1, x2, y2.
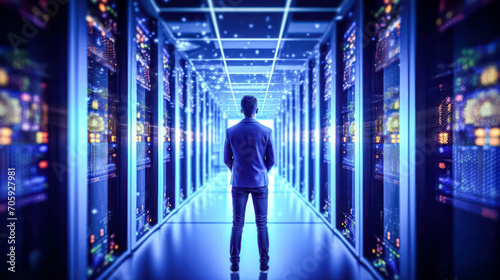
(0, 1, 226, 279)
(274, 0, 500, 279)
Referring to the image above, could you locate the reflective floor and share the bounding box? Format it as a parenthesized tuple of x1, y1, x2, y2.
(107, 172, 374, 280)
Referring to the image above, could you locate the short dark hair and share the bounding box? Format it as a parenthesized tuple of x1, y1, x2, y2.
(241, 95, 257, 118)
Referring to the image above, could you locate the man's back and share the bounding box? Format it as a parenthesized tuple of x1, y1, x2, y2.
(224, 118, 274, 188)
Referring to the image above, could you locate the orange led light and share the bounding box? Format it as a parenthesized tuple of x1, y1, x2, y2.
(490, 137, 500, 146)
(490, 127, 500, 137)
(0, 137, 11, 145)
(474, 128, 486, 137)
(438, 132, 449, 144)
(39, 160, 49, 169)
(475, 137, 485, 146)
(98, 3, 106, 12)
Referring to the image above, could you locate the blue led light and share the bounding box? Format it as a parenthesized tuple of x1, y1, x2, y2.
(39, 145, 48, 153)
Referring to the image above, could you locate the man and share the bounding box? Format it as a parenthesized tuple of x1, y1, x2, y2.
(224, 95, 275, 274)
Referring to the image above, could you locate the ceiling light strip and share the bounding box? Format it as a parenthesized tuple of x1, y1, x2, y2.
(176, 38, 320, 42)
(207, 0, 239, 113)
(191, 58, 309, 61)
(158, 7, 338, 13)
(261, 0, 292, 112)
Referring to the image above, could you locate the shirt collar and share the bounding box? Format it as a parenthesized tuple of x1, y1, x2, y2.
(240, 118, 257, 123)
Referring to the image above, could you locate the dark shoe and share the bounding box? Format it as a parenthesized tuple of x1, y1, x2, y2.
(230, 262, 239, 274)
(260, 263, 269, 273)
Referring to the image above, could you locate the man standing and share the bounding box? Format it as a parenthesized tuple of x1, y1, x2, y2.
(224, 95, 275, 274)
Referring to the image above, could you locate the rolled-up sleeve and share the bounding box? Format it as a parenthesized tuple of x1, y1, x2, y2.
(264, 130, 275, 172)
(224, 129, 233, 172)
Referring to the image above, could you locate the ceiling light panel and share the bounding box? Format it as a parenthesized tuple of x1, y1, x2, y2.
(216, 12, 283, 38)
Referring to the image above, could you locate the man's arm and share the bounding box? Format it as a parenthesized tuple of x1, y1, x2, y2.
(223, 129, 233, 172)
(264, 130, 275, 172)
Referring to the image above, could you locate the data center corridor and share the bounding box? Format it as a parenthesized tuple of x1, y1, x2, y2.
(1, 0, 500, 279)
(107, 172, 374, 280)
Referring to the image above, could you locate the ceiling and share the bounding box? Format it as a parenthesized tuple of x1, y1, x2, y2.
(146, 0, 351, 119)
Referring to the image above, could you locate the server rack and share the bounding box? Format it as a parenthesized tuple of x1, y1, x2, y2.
(298, 80, 306, 195)
(319, 40, 334, 221)
(176, 59, 187, 203)
(303, 66, 311, 199)
(160, 35, 175, 220)
(414, 0, 500, 279)
(204, 93, 210, 184)
(359, 0, 412, 279)
(85, 0, 132, 278)
(290, 88, 295, 187)
(284, 97, 290, 182)
(197, 80, 203, 189)
(0, 1, 70, 279)
(309, 50, 321, 207)
(335, 3, 359, 254)
(187, 69, 195, 196)
(133, 1, 159, 242)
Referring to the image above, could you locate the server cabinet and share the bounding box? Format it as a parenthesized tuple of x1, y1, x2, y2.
(361, 0, 409, 278)
(276, 109, 282, 177)
(204, 94, 210, 183)
(211, 105, 217, 175)
(133, 1, 159, 242)
(298, 77, 308, 196)
(320, 42, 333, 221)
(0, 1, 69, 279)
(177, 59, 187, 203)
(290, 88, 297, 187)
(415, 0, 500, 279)
(286, 92, 290, 183)
(199, 85, 205, 187)
(309, 53, 320, 207)
(214, 106, 221, 173)
(279, 106, 284, 178)
(86, 0, 131, 277)
(161, 39, 175, 219)
(335, 6, 358, 248)
(188, 69, 196, 194)
(207, 97, 213, 180)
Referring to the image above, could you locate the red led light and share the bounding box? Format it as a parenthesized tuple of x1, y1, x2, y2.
(39, 160, 49, 169)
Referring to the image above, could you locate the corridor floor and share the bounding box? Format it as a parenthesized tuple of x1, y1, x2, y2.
(108, 172, 375, 280)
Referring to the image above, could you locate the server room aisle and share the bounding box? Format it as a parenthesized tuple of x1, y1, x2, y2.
(107, 172, 374, 280)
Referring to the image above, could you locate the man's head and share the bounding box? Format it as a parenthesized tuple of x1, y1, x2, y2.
(241, 95, 258, 118)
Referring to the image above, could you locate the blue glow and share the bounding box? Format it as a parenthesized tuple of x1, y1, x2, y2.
(39, 145, 48, 153)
